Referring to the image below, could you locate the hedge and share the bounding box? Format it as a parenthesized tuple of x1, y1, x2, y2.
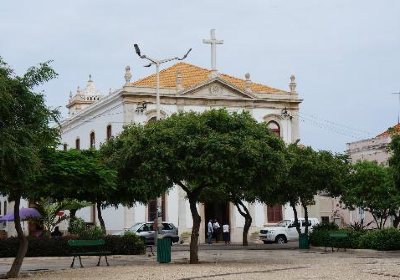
(309, 229, 364, 249)
(0, 235, 145, 258)
(310, 226, 400, 251)
(359, 228, 400, 251)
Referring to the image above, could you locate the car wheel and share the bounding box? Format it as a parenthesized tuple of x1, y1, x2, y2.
(275, 235, 286, 244)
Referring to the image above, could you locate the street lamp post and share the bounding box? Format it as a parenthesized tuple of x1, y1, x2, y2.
(134, 44, 191, 244)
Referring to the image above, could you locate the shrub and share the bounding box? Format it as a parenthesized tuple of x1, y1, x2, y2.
(309, 229, 331, 247)
(359, 228, 400, 250)
(68, 217, 104, 239)
(0, 235, 145, 257)
(309, 228, 364, 249)
(309, 222, 340, 247)
(313, 222, 339, 232)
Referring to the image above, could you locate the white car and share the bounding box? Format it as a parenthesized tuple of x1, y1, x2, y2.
(259, 218, 319, 244)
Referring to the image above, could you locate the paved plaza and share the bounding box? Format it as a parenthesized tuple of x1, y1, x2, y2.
(1, 244, 400, 279)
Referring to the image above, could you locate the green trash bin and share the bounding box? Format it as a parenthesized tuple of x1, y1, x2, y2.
(157, 238, 171, 263)
(299, 233, 309, 249)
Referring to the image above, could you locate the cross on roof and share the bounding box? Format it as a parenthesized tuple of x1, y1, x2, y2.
(203, 29, 223, 71)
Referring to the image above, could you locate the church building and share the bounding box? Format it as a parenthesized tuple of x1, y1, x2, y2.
(58, 31, 327, 242)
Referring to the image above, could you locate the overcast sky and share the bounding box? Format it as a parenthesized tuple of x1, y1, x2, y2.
(1, 0, 399, 152)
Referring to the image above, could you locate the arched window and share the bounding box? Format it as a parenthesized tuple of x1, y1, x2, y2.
(267, 121, 280, 137)
(90, 132, 95, 149)
(75, 138, 80, 150)
(0, 201, 2, 216)
(4, 201, 7, 215)
(63, 143, 68, 151)
(106, 125, 112, 141)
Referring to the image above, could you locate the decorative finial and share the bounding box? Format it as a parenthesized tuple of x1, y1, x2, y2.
(289, 75, 296, 93)
(109, 88, 113, 94)
(176, 69, 183, 90)
(88, 74, 93, 82)
(69, 91, 73, 101)
(124, 66, 132, 85)
(77, 86, 81, 95)
(245, 73, 252, 92)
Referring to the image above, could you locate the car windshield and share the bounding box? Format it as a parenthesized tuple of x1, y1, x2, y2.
(129, 223, 142, 232)
(275, 220, 291, 227)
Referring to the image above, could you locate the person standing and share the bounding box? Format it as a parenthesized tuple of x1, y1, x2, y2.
(223, 222, 230, 245)
(207, 219, 213, 244)
(213, 219, 220, 243)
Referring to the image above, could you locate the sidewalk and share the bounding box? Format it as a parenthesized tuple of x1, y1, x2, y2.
(0, 242, 296, 276)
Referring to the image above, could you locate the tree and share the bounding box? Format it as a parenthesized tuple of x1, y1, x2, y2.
(388, 134, 400, 228)
(198, 115, 286, 246)
(341, 161, 400, 229)
(32, 149, 117, 232)
(105, 109, 285, 263)
(261, 144, 349, 236)
(0, 57, 59, 278)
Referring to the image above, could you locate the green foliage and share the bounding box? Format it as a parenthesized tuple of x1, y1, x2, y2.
(0, 57, 60, 277)
(0, 57, 60, 198)
(264, 144, 349, 234)
(312, 222, 339, 232)
(359, 228, 400, 250)
(310, 227, 400, 251)
(68, 218, 104, 239)
(389, 134, 400, 188)
(28, 198, 75, 234)
(104, 109, 285, 206)
(346, 221, 371, 232)
(309, 229, 364, 249)
(0, 235, 145, 257)
(103, 109, 286, 262)
(341, 161, 400, 229)
(122, 231, 138, 237)
(33, 149, 117, 204)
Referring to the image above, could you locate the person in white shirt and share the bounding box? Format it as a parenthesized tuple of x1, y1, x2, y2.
(213, 219, 221, 243)
(207, 219, 213, 244)
(223, 222, 230, 245)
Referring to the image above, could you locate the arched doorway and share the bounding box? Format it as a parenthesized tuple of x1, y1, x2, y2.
(204, 202, 229, 243)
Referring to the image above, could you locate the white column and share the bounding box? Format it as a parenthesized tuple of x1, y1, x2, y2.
(178, 187, 187, 233)
(124, 206, 135, 230)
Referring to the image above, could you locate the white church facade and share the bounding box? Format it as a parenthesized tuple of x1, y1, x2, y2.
(55, 32, 332, 243)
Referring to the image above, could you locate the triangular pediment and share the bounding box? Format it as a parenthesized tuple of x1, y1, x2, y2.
(178, 78, 257, 100)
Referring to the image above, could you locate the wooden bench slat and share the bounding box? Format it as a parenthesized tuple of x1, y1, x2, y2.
(71, 251, 111, 256)
(68, 240, 105, 246)
(329, 233, 348, 238)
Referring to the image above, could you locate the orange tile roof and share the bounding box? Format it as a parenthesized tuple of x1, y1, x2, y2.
(132, 62, 287, 93)
(377, 123, 400, 138)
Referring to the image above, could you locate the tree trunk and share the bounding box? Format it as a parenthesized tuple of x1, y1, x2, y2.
(188, 196, 201, 264)
(7, 195, 28, 279)
(393, 211, 400, 228)
(96, 202, 106, 233)
(70, 208, 77, 219)
(234, 200, 252, 246)
(372, 214, 381, 229)
(290, 201, 301, 235)
(302, 203, 309, 234)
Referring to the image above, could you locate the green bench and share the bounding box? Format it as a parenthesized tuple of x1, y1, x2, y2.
(68, 239, 111, 268)
(327, 232, 348, 252)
